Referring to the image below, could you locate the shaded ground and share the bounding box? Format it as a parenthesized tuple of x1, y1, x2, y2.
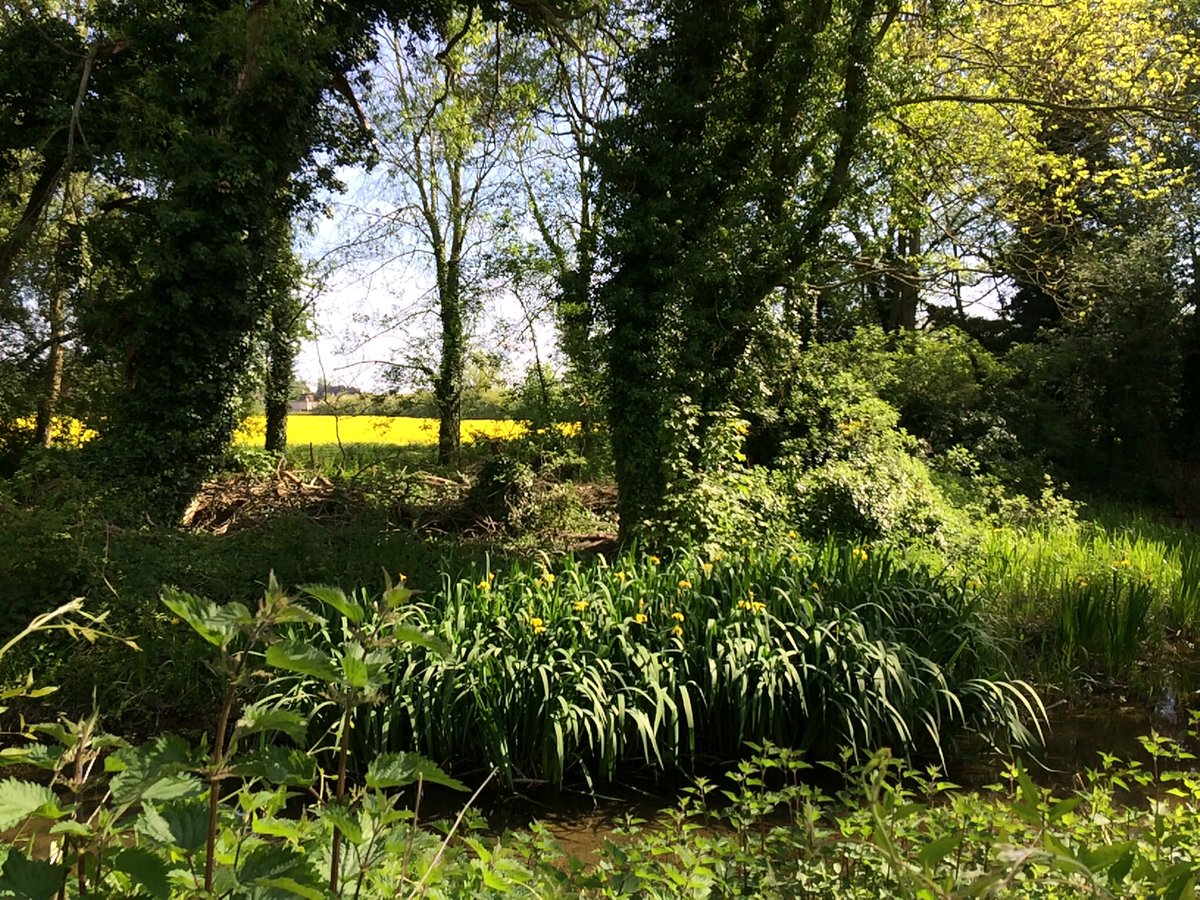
(180, 461, 618, 554)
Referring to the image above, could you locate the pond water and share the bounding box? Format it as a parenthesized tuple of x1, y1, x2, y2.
(450, 673, 1200, 858)
(996, 661, 1200, 791)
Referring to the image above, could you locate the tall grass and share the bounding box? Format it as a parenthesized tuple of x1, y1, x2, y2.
(949, 517, 1200, 682)
(271, 542, 1042, 788)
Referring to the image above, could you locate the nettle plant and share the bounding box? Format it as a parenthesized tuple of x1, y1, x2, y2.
(0, 579, 466, 899)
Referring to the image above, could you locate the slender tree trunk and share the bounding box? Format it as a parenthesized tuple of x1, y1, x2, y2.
(260, 219, 302, 454)
(264, 303, 296, 454)
(887, 226, 920, 331)
(35, 284, 68, 447)
(436, 265, 464, 466)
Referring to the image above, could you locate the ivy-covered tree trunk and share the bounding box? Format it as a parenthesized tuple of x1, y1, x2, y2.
(80, 1, 388, 520)
(262, 223, 304, 454)
(98, 186, 268, 516)
(264, 305, 300, 455)
(598, 0, 892, 537)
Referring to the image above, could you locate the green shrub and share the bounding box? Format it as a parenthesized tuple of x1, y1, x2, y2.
(467, 453, 538, 530)
(769, 391, 953, 541)
(642, 404, 785, 553)
(785, 444, 948, 540)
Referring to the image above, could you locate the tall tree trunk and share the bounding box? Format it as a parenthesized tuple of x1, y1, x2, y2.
(34, 284, 68, 447)
(605, 256, 670, 539)
(598, 0, 889, 540)
(261, 219, 303, 455)
(264, 300, 297, 454)
(436, 265, 464, 466)
(887, 225, 920, 331)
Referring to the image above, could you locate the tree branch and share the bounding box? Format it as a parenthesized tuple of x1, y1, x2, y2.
(330, 68, 374, 142)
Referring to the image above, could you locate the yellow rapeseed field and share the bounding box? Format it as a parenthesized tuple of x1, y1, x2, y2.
(12, 416, 98, 446)
(233, 415, 527, 446)
(14, 415, 543, 447)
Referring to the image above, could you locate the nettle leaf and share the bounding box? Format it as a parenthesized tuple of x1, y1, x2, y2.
(112, 847, 171, 899)
(391, 625, 450, 658)
(300, 585, 365, 624)
(0, 745, 57, 771)
(382, 585, 414, 608)
(161, 588, 251, 648)
(137, 800, 208, 852)
(233, 747, 318, 788)
(256, 876, 325, 899)
(272, 605, 326, 627)
(317, 803, 363, 845)
(0, 779, 59, 830)
(341, 655, 370, 690)
(265, 640, 340, 684)
(234, 703, 309, 745)
(236, 844, 316, 887)
(108, 736, 196, 805)
(0, 850, 66, 900)
(253, 816, 307, 844)
(140, 774, 202, 802)
(365, 753, 467, 792)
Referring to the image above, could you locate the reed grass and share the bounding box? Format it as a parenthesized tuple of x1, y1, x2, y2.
(942, 514, 1200, 682)
(271, 541, 1042, 788)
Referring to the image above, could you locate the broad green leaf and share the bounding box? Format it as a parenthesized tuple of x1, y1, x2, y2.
(47, 821, 91, 838)
(0, 779, 58, 830)
(383, 585, 414, 608)
(233, 747, 318, 788)
(108, 736, 197, 805)
(0, 851, 66, 900)
(161, 588, 249, 648)
(300, 585, 364, 624)
(234, 704, 309, 745)
(140, 774, 202, 802)
(365, 752, 467, 792)
(341, 653, 370, 690)
(112, 847, 171, 899)
(391, 625, 450, 658)
(28, 723, 70, 746)
(253, 816, 307, 844)
(917, 833, 961, 870)
(138, 800, 208, 852)
(236, 844, 314, 886)
(318, 803, 363, 845)
(265, 641, 340, 683)
(0, 745, 57, 771)
(272, 605, 326, 627)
